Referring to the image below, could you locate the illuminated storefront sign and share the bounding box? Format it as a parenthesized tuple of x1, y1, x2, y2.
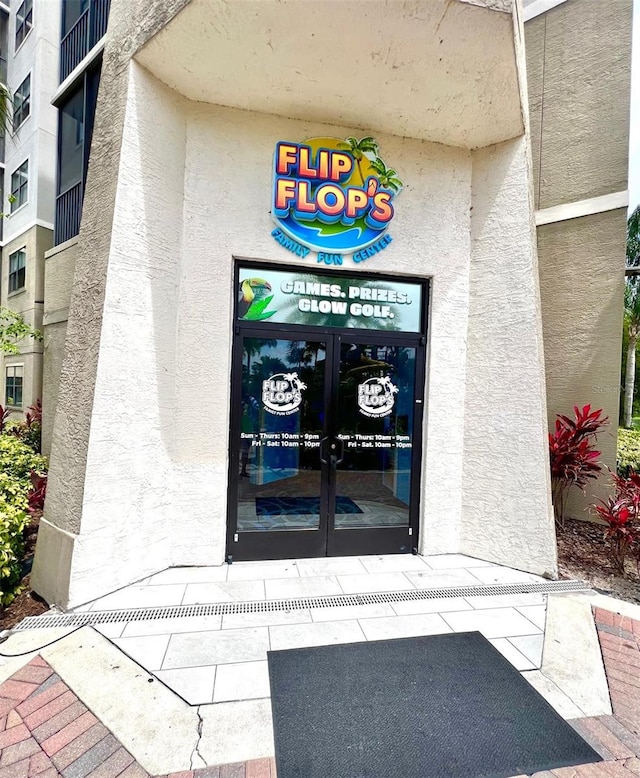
(271, 137, 402, 266)
(237, 267, 422, 332)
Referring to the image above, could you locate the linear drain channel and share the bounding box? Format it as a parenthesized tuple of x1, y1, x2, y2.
(14, 579, 589, 631)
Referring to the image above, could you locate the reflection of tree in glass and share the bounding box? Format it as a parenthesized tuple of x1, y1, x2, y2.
(287, 340, 325, 367)
(243, 339, 277, 381)
(340, 346, 414, 414)
(277, 275, 402, 331)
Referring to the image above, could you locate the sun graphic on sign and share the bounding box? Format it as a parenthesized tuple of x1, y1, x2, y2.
(272, 136, 403, 255)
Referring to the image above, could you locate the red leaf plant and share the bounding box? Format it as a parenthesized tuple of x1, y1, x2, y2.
(594, 470, 640, 575)
(549, 405, 608, 528)
(0, 403, 11, 433)
(25, 399, 42, 427)
(27, 470, 47, 516)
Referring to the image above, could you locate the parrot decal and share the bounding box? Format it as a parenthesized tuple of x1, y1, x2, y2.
(237, 278, 276, 320)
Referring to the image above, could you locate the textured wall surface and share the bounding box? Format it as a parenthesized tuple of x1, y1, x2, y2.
(41, 321, 67, 459)
(43, 240, 79, 326)
(31, 0, 193, 607)
(538, 210, 627, 516)
(70, 66, 187, 601)
(460, 138, 557, 575)
(530, 0, 632, 210)
(524, 0, 631, 520)
(41, 239, 79, 457)
(524, 14, 545, 210)
(135, 0, 522, 151)
(33, 0, 556, 607)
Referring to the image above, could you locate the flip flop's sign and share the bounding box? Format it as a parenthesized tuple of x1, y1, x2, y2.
(271, 137, 402, 266)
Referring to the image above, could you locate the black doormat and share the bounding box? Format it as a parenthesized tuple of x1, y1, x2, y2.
(267, 632, 600, 778)
(255, 496, 362, 516)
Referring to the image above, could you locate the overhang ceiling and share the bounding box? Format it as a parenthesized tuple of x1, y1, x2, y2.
(135, 0, 523, 149)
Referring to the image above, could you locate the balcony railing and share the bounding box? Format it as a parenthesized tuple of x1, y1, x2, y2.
(54, 181, 83, 245)
(59, 0, 110, 83)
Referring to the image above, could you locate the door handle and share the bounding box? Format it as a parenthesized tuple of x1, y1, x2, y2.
(320, 437, 344, 467)
(319, 436, 330, 465)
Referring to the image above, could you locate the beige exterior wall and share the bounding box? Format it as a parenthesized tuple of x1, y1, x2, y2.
(32, 0, 559, 608)
(524, 0, 632, 519)
(537, 209, 627, 516)
(0, 224, 52, 416)
(526, 0, 632, 210)
(41, 239, 79, 457)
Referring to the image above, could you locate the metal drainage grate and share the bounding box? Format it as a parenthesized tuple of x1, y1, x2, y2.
(14, 579, 589, 631)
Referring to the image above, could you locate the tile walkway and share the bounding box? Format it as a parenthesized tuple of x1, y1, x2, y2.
(68, 556, 548, 705)
(0, 604, 639, 777)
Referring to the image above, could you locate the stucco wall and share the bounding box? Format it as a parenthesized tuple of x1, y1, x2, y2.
(527, 0, 632, 210)
(460, 138, 556, 574)
(32, 0, 192, 608)
(38, 64, 477, 606)
(42, 321, 67, 460)
(41, 239, 79, 458)
(524, 0, 631, 520)
(33, 0, 556, 608)
(537, 210, 627, 516)
(36, 64, 556, 608)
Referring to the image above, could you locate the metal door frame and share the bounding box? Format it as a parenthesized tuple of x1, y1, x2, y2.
(226, 259, 430, 562)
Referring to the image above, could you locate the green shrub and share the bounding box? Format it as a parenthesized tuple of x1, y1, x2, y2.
(5, 418, 42, 454)
(0, 495, 29, 606)
(0, 435, 47, 606)
(617, 427, 640, 477)
(0, 435, 46, 481)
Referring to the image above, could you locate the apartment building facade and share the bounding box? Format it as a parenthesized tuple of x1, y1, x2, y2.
(0, 0, 107, 438)
(41, 0, 107, 455)
(0, 0, 59, 420)
(32, 0, 562, 608)
(524, 0, 632, 517)
(29, 0, 633, 609)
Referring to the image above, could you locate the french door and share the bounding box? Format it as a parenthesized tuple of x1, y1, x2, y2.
(227, 328, 425, 561)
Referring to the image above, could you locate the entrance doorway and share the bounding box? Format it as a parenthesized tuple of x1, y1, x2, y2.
(227, 264, 428, 561)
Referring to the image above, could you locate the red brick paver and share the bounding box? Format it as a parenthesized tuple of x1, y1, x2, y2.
(1, 604, 638, 778)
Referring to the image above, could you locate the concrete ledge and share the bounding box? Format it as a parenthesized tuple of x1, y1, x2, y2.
(0, 625, 275, 771)
(539, 593, 612, 717)
(40, 627, 204, 773)
(44, 237, 79, 260)
(30, 517, 76, 609)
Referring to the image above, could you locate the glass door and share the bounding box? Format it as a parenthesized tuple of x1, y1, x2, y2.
(228, 333, 332, 560)
(228, 331, 423, 561)
(327, 338, 419, 556)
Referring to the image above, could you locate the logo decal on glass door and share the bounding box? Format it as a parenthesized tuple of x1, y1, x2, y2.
(262, 373, 306, 415)
(357, 376, 398, 418)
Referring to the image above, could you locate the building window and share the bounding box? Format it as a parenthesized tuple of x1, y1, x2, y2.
(59, 0, 109, 82)
(10, 159, 28, 211)
(8, 248, 26, 294)
(13, 73, 30, 131)
(55, 62, 101, 244)
(58, 85, 84, 195)
(5, 365, 23, 408)
(15, 0, 33, 50)
(61, 0, 90, 38)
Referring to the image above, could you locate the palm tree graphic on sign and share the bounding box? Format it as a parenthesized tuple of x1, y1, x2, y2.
(379, 375, 399, 395)
(370, 158, 404, 193)
(338, 136, 380, 187)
